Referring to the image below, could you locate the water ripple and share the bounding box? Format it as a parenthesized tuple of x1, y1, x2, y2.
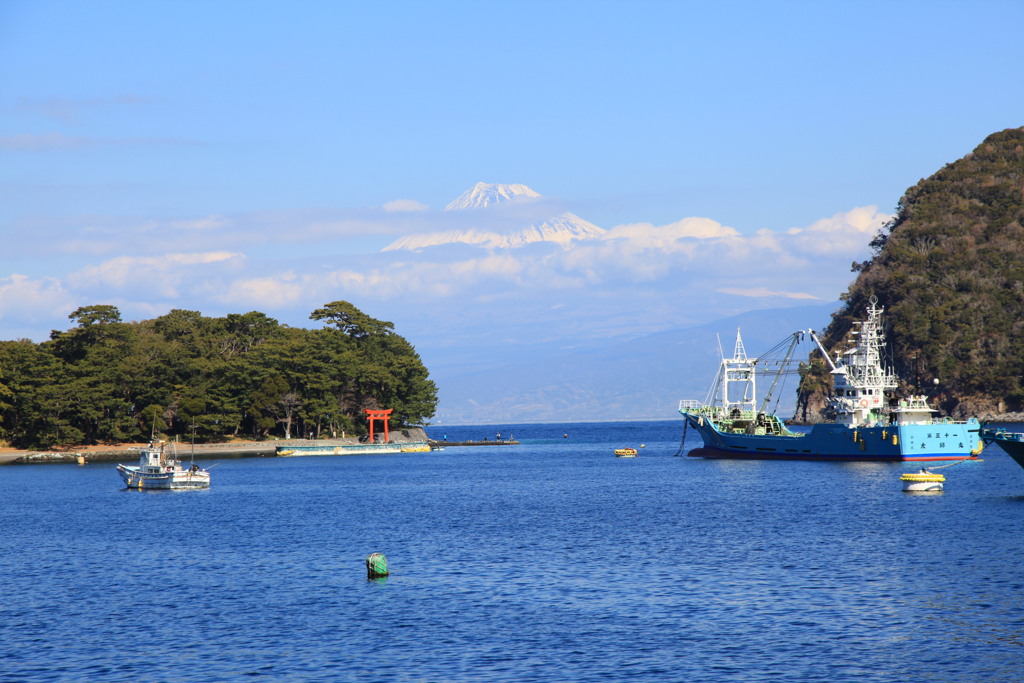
(2, 420, 1023, 681)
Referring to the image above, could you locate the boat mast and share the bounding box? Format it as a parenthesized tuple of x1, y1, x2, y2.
(719, 329, 757, 414)
(810, 296, 899, 426)
(847, 298, 898, 392)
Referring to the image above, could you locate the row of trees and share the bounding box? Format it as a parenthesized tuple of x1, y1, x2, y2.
(0, 301, 438, 449)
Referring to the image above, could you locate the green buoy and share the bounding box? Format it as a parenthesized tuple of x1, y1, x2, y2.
(366, 552, 389, 578)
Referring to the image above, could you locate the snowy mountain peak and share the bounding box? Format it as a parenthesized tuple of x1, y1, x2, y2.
(514, 213, 606, 246)
(381, 183, 605, 252)
(382, 211, 605, 252)
(444, 182, 541, 210)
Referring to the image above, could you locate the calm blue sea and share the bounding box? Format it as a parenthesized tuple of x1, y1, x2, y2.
(2, 419, 1023, 682)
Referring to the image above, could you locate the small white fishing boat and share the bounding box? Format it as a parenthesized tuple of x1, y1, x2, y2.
(117, 441, 210, 490)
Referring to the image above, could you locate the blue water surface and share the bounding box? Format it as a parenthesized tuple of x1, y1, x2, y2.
(2, 420, 1023, 682)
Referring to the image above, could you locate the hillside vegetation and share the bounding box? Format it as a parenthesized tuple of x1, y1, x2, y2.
(798, 127, 1024, 419)
(0, 301, 437, 449)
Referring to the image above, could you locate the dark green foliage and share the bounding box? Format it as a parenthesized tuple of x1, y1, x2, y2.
(803, 127, 1024, 417)
(0, 301, 437, 449)
(795, 358, 833, 421)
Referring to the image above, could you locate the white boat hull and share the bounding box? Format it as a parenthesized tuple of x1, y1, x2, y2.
(117, 464, 210, 490)
(902, 479, 943, 492)
(276, 441, 428, 456)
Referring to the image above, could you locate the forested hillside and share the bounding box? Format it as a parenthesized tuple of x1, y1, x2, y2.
(0, 301, 437, 449)
(798, 127, 1024, 419)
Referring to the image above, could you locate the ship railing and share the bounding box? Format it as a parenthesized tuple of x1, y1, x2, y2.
(982, 427, 1024, 443)
(896, 396, 934, 410)
(678, 401, 733, 420)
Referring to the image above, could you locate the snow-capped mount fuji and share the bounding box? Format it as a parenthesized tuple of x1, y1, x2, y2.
(445, 182, 541, 209)
(382, 182, 606, 252)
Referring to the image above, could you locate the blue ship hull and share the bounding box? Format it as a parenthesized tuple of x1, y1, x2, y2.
(981, 428, 1024, 470)
(684, 415, 983, 462)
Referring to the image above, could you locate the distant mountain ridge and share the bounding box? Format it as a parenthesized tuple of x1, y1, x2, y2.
(382, 182, 606, 251)
(429, 302, 840, 424)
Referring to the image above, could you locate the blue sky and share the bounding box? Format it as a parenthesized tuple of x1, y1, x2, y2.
(1, 1, 1022, 388)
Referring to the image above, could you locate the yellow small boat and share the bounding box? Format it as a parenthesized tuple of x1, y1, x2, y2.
(614, 448, 638, 457)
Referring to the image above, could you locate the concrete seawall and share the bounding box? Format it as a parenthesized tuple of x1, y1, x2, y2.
(428, 439, 519, 447)
(1, 427, 430, 465)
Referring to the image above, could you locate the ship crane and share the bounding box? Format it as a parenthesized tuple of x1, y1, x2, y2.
(758, 330, 809, 415)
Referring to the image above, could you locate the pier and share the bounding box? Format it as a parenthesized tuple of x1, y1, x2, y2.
(429, 439, 519, 448)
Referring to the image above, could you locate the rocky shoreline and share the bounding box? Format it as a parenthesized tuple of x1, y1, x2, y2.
(0, 427, 430, 465)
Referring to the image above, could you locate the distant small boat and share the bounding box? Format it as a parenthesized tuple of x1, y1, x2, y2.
(981, 428, 1024, 471)
(614, 448, 638, 457)
(117, 441, 210, 490)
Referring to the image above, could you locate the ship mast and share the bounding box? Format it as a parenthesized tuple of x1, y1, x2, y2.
(715, 328, 757, 414)
(810, 296, 899, 427)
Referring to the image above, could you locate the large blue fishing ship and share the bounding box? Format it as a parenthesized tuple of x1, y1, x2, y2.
(679, 298, 982, 461)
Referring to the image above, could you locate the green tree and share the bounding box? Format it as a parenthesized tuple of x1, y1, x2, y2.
(310, 301, 394, 339)
(0, 300, 437, 447)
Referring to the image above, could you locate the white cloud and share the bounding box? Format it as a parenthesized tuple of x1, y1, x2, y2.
(67, 252, 244, 297)
(297, 206, 877, 309)
(15, 95, 153, 124)
(605, 217, 740, 245)
(0, 201, 887, 352)
(383, 199, 429, 212)
(216, 274, 306, 308)
(783, 206, 891, 256)
(0, 274, 74, 320)
(0, 132, 200, 151)
(718, 287, 821, 300)
(0, 133, 87, 150)
(322, 255, 528, 299)
(171, 215, 229, 231)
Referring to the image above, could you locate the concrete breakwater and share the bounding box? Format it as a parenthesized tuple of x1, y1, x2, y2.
(1, 427, 430, 465)
(5, 442, 278, 464)
(429, 439, 519, 447)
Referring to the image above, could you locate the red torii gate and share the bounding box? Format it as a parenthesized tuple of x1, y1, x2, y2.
(365, 408, 393, 443)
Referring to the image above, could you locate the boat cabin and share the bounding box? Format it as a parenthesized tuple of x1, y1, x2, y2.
(139, 444, 170, 473)
(889, 396, 937, 425)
